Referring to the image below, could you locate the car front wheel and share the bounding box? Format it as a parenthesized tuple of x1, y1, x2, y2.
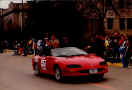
(90, 74, 104, 80)
(34, 64, 41, 76)
(97, 74, 104, 79)
(54, 67, 63, 81)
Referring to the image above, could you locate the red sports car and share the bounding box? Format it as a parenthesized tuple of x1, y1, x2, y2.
(32, 47, 108, 81)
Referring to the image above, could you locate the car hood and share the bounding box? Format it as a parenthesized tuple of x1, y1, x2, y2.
(55, 54, 104, 66)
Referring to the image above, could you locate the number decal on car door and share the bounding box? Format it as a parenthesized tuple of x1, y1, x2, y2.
(41, 60, 47, 70)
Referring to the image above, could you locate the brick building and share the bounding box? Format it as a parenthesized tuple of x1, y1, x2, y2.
(76, 0, 104, 39)
(3, 0, 132, 40)
(26, 0, 105, 40)
(0, 0, 105, 40)
(104, 0, 132, 37)
(0, 2, 31, 33)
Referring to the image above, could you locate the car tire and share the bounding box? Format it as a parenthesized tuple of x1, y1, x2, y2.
(90, 74, 104, 80)
(54, 67, 63, 81)
(96, 74, 104, 80)
(34, 64, 41, 76)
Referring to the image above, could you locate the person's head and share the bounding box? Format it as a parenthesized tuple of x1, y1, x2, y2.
(90, 37, 95, 42)
(105, 35, 109, 40)
(51, 34, 56, 40)
(44, 38, 49, 42)
(126, 39, 129, 43)
(120, 34, 126, 40)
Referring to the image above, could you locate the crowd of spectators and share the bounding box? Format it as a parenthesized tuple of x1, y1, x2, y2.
(83, 32, 132, 68)
(104, 32, 130, 68)
(7, 33, 73, 56)
(0, 32, 132, 68)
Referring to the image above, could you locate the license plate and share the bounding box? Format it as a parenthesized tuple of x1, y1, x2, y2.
(89, 69, 98, 74)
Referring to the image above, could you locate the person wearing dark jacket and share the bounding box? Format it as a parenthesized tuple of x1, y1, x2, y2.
(95, 34, 105, 58)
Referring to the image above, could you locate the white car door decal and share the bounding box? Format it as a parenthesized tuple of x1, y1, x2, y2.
(41, 60, 47, 70)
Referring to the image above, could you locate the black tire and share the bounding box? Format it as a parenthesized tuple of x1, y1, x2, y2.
(90, 74, 104, 80)
(97, 74, 104, 79)
(34, 64, 41, 76)
(54, 67, 63, 81)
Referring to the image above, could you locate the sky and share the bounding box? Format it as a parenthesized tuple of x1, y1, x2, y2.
(0, 0, 30, 8)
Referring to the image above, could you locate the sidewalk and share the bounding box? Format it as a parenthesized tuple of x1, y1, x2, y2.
(3, 49, 15, 54)
(107, 62, 122, 67)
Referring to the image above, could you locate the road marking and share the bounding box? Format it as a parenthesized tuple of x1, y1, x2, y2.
(92, 83, 117, 90)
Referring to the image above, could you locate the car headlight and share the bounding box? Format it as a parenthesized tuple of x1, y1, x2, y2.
(67, 64, 82, 68)
(100, 61, 107, 65)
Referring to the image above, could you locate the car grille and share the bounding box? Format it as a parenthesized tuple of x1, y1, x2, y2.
(98, 68, 104, 72)
(79, 70, 89, 73)
(79, 68, 104, 73)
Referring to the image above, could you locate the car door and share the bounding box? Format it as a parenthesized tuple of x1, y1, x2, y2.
(40, 56, 49, 74)
(45, 56, 55, 75)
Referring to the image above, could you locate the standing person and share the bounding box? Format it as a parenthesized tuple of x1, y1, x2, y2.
(49, 34, 60, 49)
(104, 36, 109, 48)
(120, 39, 129, 68)
(104, 36, 110, 61)
(125, 41, 132, 67)
(32, 38, 37, 55)
(95, 34, 105, 58)
(111, 36, 120, 61)
(44, 38, 50, 48)
(13, 40, 18, 56)
(43, 37, 51, 56)
(23, 40, 28, 56)
(39, 39, 45, 56)
(34, 40, 38, 56)
(119, 34, 126, 46)
(17, 41, 21, 55)
(27, 39, 33, 54)
(36, 40, 42, 55)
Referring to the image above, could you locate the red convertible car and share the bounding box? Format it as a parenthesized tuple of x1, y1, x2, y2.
(32, 47, 108, 81)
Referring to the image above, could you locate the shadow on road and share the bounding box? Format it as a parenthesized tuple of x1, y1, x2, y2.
(35, 74, 109, 84)
(61, 77, 108, 84)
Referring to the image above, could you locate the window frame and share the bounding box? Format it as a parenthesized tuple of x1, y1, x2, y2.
(107, 18, 113, 30)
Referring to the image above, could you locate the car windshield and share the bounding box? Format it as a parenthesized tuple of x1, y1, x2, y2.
(51, 47, 88, 57)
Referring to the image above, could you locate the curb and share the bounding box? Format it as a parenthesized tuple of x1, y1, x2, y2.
(3, 49, 15, 54)
(27, 55, 34, 58)
(107, 62, 122, 68)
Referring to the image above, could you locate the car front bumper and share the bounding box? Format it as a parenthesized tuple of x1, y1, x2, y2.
(62, 66, 108, 77)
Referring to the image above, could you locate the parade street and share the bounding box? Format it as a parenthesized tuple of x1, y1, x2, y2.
(0, 53, 132, 90)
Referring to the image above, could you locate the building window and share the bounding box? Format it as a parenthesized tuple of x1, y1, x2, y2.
(127, 18, 132, 29)
(120, 18, 125, 30)
(8, 19, 12, 24)
(126, 0, 132, 9)
(107, 18, 113, 29)
(105, 0, 112, 7)
(119, 0, 125, 8)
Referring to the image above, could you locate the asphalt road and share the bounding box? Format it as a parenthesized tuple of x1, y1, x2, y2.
(0, 53, 132, 90)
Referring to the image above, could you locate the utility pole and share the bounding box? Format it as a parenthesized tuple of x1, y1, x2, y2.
(0, 8, 3, 32)
(21, 0, 24, 32)
(102, 0, 105, 33)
